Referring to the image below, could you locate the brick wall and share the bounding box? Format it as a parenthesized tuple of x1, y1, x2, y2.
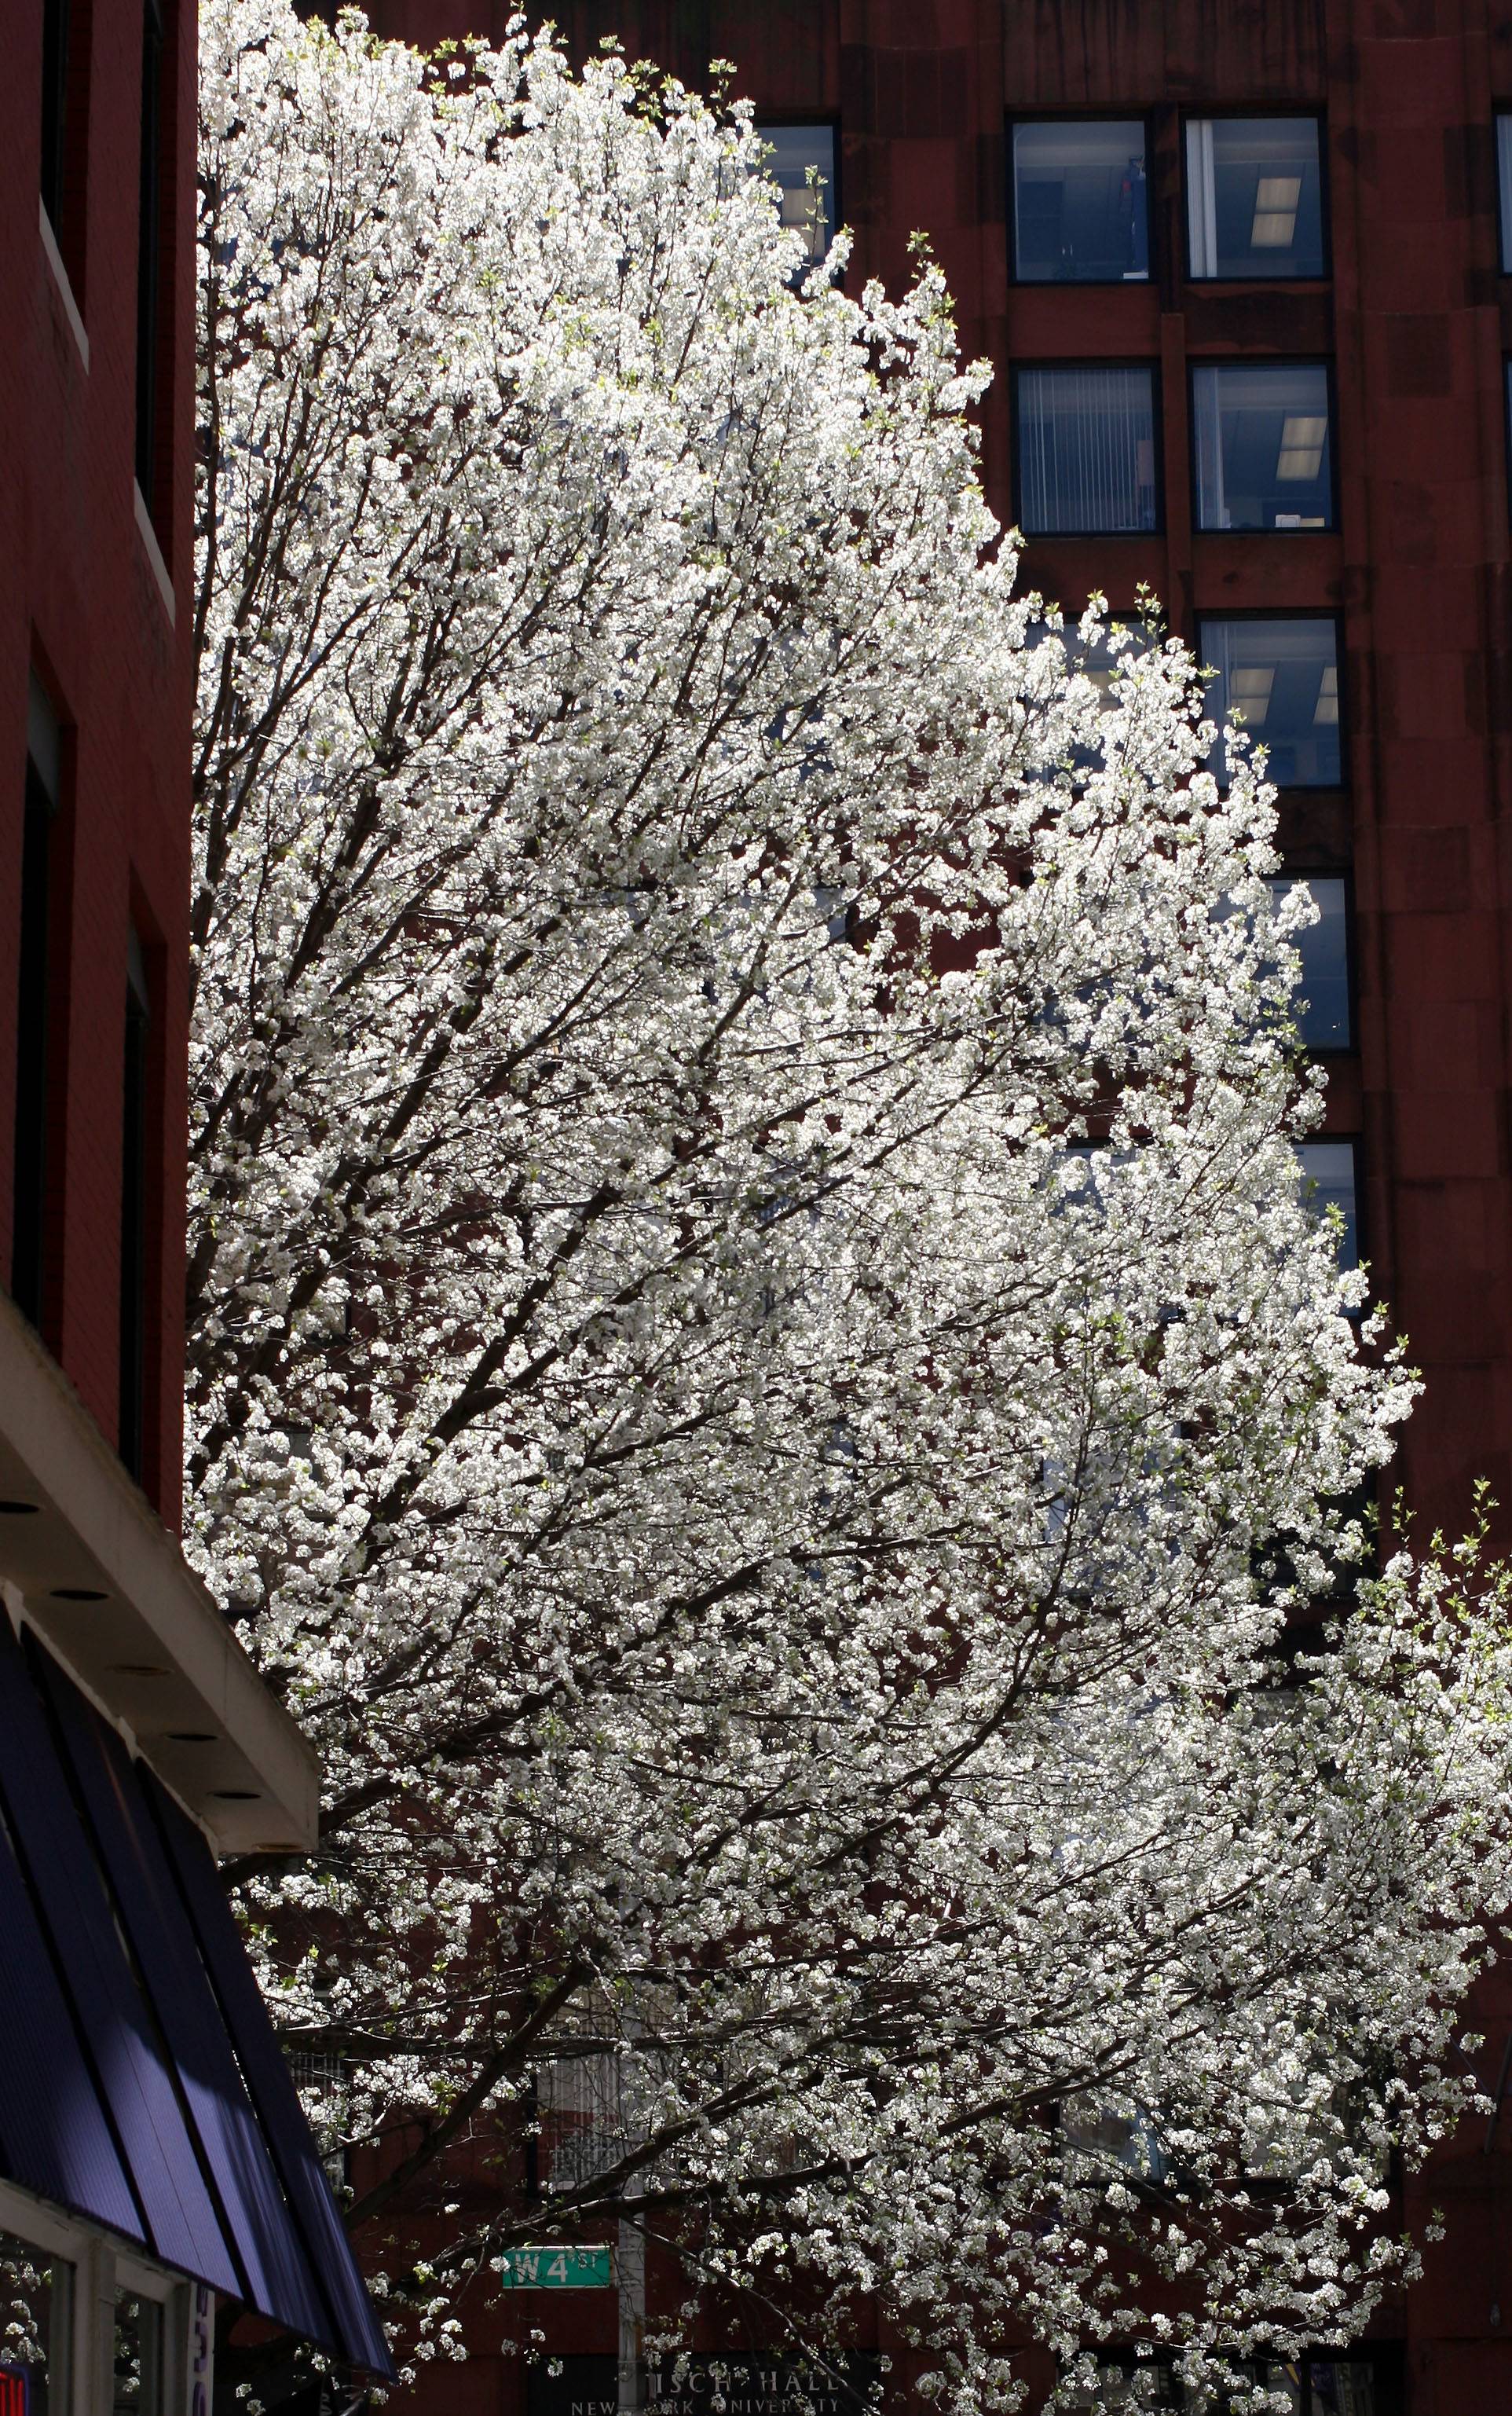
(1, 0, 196, 1522)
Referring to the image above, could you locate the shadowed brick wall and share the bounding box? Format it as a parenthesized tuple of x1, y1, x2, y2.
(2, 0, 196, 1520)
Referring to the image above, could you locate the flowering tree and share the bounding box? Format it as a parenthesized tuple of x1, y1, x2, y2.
(192, 3, 1512, 2403)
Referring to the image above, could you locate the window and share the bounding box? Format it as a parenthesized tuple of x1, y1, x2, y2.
(13, 677, 62, 1333)
(1186, 117, 1326, 279)
(755, 125, 837, 272)
(1064, 2364, 1178, 2411)
(1016, 366, 1159, 534)
(0, 2233, 74, 2413)
(119, 932, 150, 1482)
(1012, 120, 1149, 281)
(1199, 618, 1341, 789)
(1217, 2364, 1376, 2416)
(1267, 874, 1350, 1050)
(1192, 363, 1333, 530)
(112, 2290, 163, 2415)
(40, 0, 71, 236)
(1061, 2097, 1170, 2182)
(1295, 1140, 1359, 1275)
(134, 0, 165, 508)
(1499, 115, 1512, 272)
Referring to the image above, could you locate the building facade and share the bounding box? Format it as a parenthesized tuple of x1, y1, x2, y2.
(2, 0, 390, 2406)
(331, 1, 1512, 2411)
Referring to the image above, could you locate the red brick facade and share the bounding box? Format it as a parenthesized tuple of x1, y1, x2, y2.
(2, 0, 195, 1523)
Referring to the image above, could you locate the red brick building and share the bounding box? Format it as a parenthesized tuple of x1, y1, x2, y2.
(340, 2, 1512, 2411)
(2, 0, 388, 2404)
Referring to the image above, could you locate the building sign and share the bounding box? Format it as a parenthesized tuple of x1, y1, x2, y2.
(528, 2354, 883, 2416)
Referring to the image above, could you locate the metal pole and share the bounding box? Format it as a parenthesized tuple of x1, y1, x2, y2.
(616, 2209, 644, 2416)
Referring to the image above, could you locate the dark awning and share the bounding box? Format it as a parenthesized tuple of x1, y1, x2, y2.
(0, 1619, 391, 2378)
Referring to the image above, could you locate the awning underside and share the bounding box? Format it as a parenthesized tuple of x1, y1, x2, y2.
(0, 1619, 390, 2378)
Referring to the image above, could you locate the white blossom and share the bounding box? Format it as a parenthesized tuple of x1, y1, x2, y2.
(192, 5, 1512, 2403)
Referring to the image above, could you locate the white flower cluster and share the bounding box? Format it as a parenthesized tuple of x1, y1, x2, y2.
(192, 5, 1512, 2404)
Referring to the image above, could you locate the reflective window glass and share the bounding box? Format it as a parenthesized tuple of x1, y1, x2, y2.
(1220, 2363, 1376, 2416)
(1499, 115, 1512, 272)
(1193, 363, 1332, 531)
(1267, 875, 1350, 1049)
(1012, 121, 1150, 281)
(756, 125, 837, 270)
(1186, 116, 1326, 278)
(1061, 2099, 1170, 2181)
(0, 2235, 73, 2414)
(1016, 366, 1159, 534)
(1065, 2367, 1179, 2412)
(112, 2295, 163, 2416)
(1199, 618, 1341, 789)
(1295, 1140, 1358, 1274)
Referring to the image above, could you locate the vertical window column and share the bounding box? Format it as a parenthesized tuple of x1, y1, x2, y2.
(40, 0, 71, 236)
(134, 0, 164, 512)
(119, 931, 150, 1483)
(13, 679, 62, 1333)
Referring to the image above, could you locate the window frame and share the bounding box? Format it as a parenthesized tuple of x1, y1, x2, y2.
(1188, 355, 1339, 535)
(1007, 112, 1155, 288)
(1012, 357, 1165, 539)
(1195, 608, 1347, 793)
(1266, 866, 1356, 1059)
(1497, 112, 1512, 274)
(1181, 108, 1331, 285)
(0, 2177, 198, 2416)
(751, 118, 842, 280)
(1294, 1133, 1364, 1293)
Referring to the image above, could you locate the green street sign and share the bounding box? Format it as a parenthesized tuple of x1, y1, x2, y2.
(500, 2247, 613, 2290)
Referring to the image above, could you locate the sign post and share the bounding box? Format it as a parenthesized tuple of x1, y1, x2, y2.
(617, 2216, 645, 2416)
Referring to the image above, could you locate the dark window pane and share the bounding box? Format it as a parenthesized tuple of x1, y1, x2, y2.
(1268, 875, 1350, 1049)
(1305, 2366, 1376, 2416)
(1199, 617, 1341, 788)
(756, 125, 837, 269)
(1295, 1139, 1358, 1274)
(1013, 121, 1149, 281)
(40, 0, 70, 233)
(1017, 367, 1158, 533)
(1065, 2367, 1179, 2412)
(1193, 363, 1332, 530)
(1223, 2363, 1377, 2416)
(1187, 116, 1326, 278)
(0, 2233, 73, 2414)
(1499, 115, 1512, 271)
(112, 2292, 163, 2416)
(119, 937, 151, 1482)
(135, 0, 164, 506)
(13, 680, 60, 1331)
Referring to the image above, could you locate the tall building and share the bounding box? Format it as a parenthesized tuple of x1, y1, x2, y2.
(2, 0, 390, 2407)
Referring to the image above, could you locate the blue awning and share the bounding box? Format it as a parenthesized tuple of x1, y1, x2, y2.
(0, 1619, 391, 2378)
